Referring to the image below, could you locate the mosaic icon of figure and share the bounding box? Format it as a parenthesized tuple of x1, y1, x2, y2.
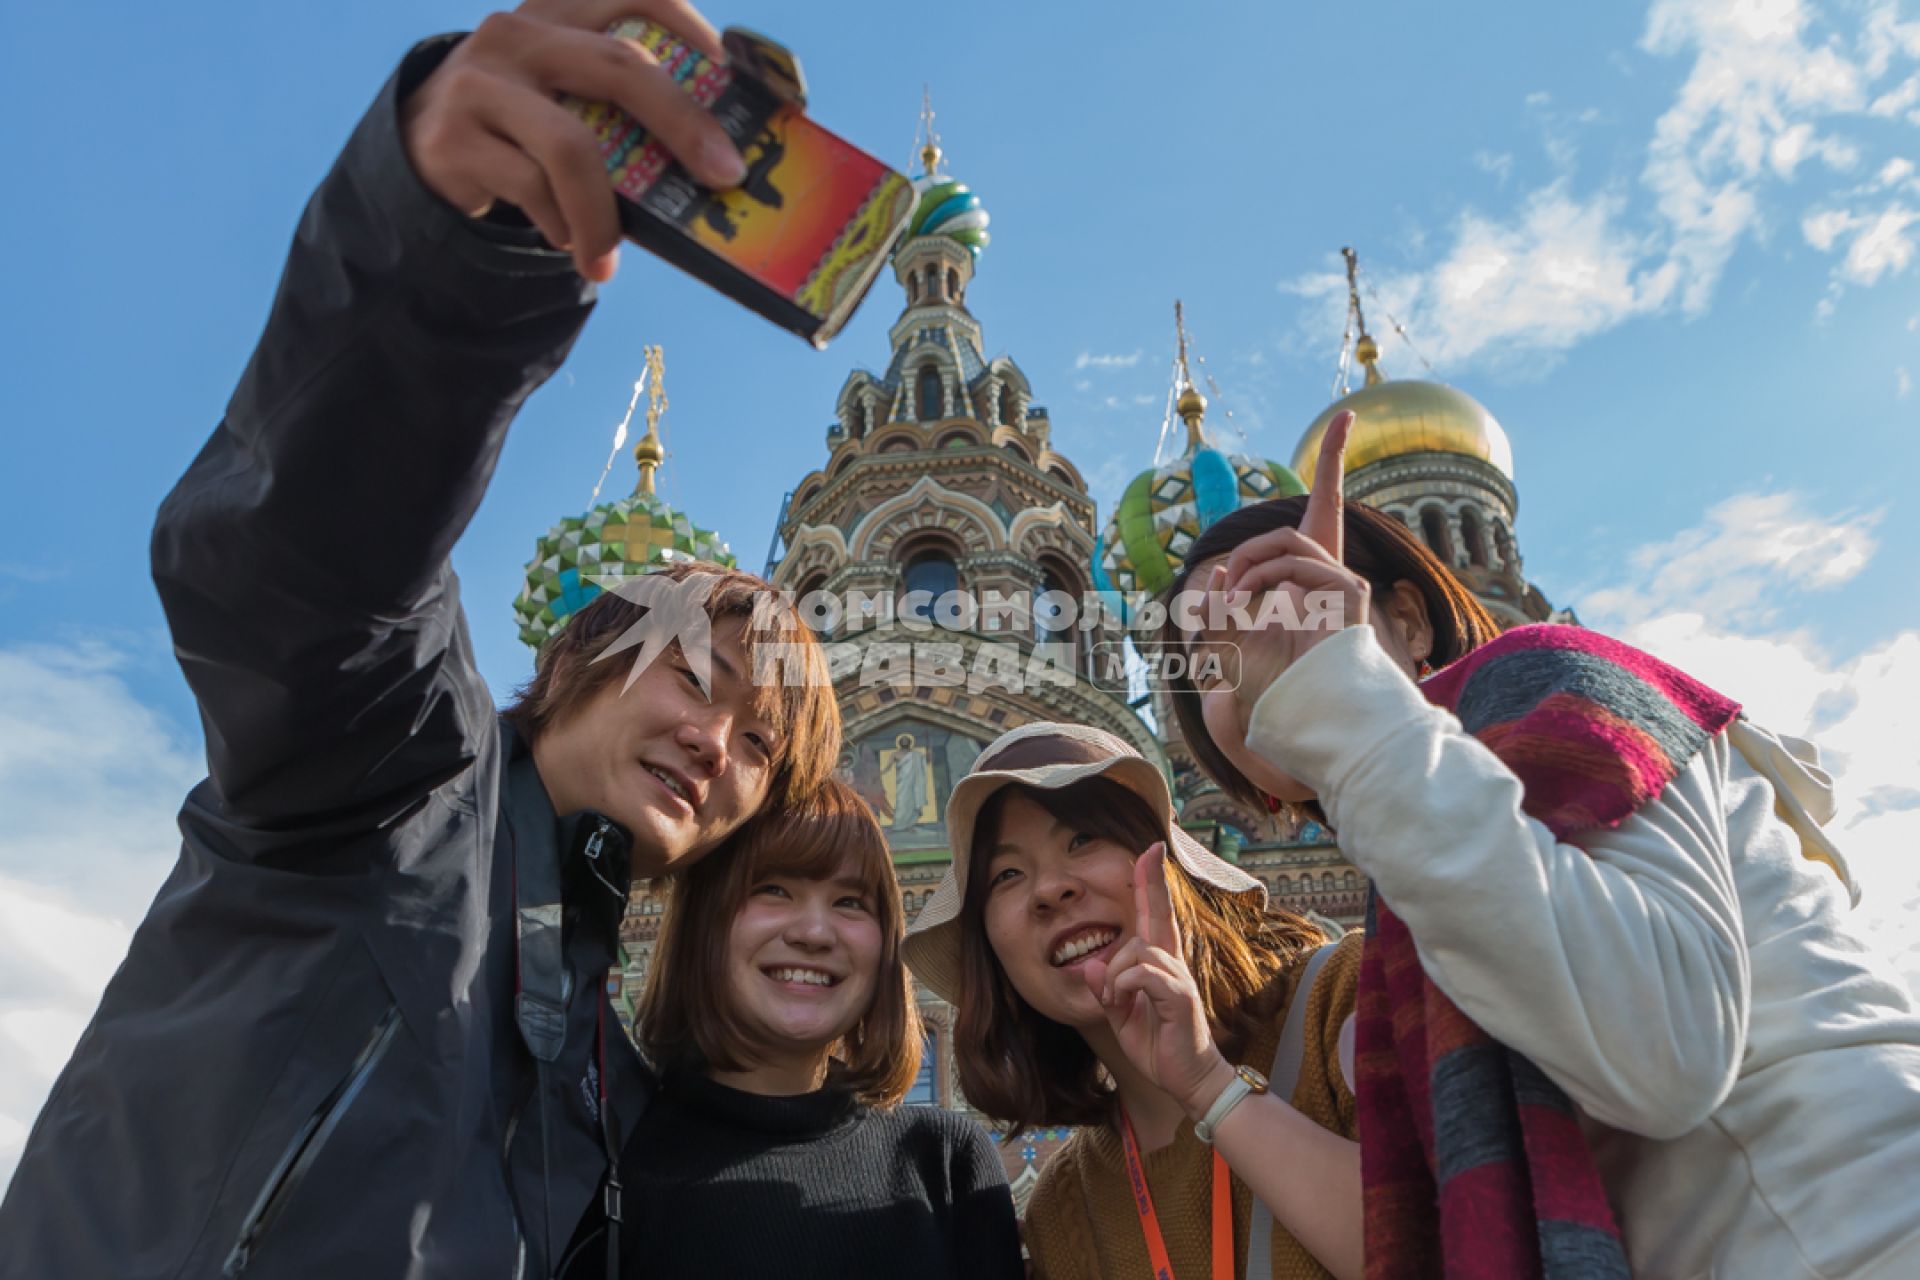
(885, 733, 931, 831)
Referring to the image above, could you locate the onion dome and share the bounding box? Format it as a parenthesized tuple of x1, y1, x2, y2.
(906, 177, 990, 258)
(1092, 307, 1305, 602)
(1094, 391, 1306, 599)
(1291, 335, 1514, 490)
(514, 350, 735, 653)
(902, 96, 989, 258)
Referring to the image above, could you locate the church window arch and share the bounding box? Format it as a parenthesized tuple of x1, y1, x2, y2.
(1001, 439, 1032, 464)
(1492, 520, 1514, 571)
(917, 366, 944, 421)
(906, 274, 918, 305)
(1420, 506, 1454, 563)
(998, 384, 1020, 427)
(1035, 556, 1082, 671)
(796, 571, 830, 638)
(947, 267, 960, 300)
(898, 539, 962, 627)
(1460, 507, 1488, 568)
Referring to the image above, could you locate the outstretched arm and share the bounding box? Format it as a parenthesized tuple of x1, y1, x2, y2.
(154, 3, 744, 844)
(154, 37, 593, 842)
(1249, 625, 1749, 1139)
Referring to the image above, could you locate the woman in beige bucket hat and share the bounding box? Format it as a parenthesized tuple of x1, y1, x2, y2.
(903, 721, 1365, 1280)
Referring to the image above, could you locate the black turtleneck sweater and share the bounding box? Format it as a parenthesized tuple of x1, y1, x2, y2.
(566, 1068, 1024, 1279)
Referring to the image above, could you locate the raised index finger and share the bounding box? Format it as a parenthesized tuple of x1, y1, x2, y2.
(1301, 409, 1353, 563)
(1134, 843, 1178, 955)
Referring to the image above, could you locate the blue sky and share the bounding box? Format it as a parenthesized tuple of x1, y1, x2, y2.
(2, 0, 1917, 1180)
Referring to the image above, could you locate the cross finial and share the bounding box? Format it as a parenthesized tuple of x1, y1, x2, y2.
(633, 344, 668, 496)
(917, 86, 944, 177)
(1173, 300, 1208, 449)
(1342, 247, 1382, 386)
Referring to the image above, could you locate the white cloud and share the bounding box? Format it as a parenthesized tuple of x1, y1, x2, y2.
(1801, 147, 1920, 296)
(1073, 350, 1143, 371)
(1292, 0, 1920, 370)
(1867, 72, 1920, 118)
(1475, 150, 1516, 184)
(1640, 0, 1869, 309)
(0, 643, 201, 1191)
(1583, 490, 1881, 627)
(1899, 367, 1913, 398)
(1803, 202, 1920, 285)
(1577, 491, 1920, 996)
(1282, 186, 1673, 372)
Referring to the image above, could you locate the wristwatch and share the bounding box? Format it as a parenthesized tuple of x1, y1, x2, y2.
(1194, 1064, 1270, 1144)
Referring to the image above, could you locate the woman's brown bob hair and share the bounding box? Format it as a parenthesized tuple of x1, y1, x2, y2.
(636, 776, 922, 1107)
(503, 560, 841, 809)
(951, 776, 1323, 1134)
(1163, 496, 1502, 808)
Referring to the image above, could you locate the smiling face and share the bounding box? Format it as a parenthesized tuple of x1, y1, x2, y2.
(978, 790, 1147, 1031)
(721, 861, 884, 1069)
(533, 617, 781, 876)
(636, 776, 921, 1105)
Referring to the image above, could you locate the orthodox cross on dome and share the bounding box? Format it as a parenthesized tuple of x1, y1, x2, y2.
(1165, 301, 1241, 459)
(1172, 300, 1209, 452)
(1332, 247, 1438, 399)
(914, 86, 944, 179)
(1340, 246, 1383, 392)
(634, 344, 668, 497)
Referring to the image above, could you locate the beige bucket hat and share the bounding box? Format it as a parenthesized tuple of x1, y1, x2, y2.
(901, 722, 1265, 1005)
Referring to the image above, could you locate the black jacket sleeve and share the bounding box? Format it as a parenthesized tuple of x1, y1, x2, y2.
(151, 37, 594, 846)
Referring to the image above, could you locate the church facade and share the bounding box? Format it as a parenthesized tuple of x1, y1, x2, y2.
(516, 131, 1567, 1200)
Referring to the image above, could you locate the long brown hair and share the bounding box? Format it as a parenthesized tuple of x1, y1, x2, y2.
(504, 560, 841, 810)
(1163, 496, 1501, 808)
(637, 777, 922, 1106)
(950, 776, 1323, 1134)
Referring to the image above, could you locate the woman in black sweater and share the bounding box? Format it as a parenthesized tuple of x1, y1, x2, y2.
(566, 777, 1022, 1279)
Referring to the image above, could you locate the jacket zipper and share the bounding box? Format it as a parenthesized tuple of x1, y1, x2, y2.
(222, 1005, 402, 1277)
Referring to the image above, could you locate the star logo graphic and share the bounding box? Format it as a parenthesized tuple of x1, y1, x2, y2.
(587, 570, 722, 697)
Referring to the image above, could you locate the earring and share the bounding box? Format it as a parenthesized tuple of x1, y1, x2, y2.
(1417, 658, 1434, 678)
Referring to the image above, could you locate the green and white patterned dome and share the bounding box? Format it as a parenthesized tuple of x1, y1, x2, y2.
(514, 490, 735, 653)
(514, 363, 734, 652)
(1092, 386, 1306, 601)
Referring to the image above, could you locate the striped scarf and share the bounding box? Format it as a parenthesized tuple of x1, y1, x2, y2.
(1356, 624, 1741, 1280)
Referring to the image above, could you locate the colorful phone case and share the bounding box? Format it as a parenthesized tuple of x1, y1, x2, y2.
(567, 23, 914, 348)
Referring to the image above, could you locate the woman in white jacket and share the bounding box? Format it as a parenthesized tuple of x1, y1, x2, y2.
(1161, 411, 1920, 1280)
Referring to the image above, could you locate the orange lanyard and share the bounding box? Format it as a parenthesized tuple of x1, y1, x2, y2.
(1119, 1109, 1234, 1280)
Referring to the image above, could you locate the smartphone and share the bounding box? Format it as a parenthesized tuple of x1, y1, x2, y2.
(567, 23, 914, 349)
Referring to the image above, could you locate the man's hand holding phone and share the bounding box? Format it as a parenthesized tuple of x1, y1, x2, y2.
(401, 0, 748, 283)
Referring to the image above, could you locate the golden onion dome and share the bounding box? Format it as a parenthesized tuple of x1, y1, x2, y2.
(1292, 377, 1514, 491)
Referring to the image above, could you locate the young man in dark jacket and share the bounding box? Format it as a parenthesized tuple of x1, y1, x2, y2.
(0, 3, 840, 1276)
